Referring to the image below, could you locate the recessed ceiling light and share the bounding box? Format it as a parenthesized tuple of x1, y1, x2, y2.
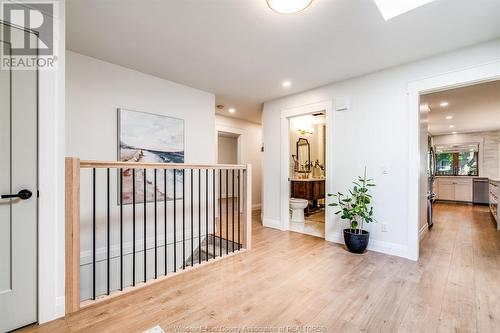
(228, 108, 236, 114)
(267, 0, 313, 14)
(452, 131, 457, 135)
(282, 81, 291, 88)
(440, 101, 449, 107)
(445, 115, 453, 120)
(449, 125, 455, 128)
(374, 0, 436, 20)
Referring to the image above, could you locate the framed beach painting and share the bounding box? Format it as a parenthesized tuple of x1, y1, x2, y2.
(118, 109, 184, 204)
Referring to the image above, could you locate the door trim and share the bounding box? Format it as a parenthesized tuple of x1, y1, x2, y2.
(407, 59, 500, 261)
(279, 100, 333, 238)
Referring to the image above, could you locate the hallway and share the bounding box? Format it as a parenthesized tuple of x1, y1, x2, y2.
(19, 204, 500, 332)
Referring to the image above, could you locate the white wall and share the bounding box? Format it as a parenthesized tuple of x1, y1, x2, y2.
(66, 51, 215, 163)
(218, 136, 238, 164)
(66, 51, 217, 300)
(289, 123, 326, 175)
(433, 130, 500, 178)
(215, 115, 262, 209)
(262, 38, 500, 259)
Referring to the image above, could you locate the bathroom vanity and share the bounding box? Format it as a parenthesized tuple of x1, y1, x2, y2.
(290, 178, 325, 215)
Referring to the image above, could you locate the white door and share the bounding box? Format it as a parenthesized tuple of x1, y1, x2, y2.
(0, 24, 38, 332)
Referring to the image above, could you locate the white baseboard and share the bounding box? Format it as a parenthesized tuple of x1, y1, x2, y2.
(327, 232, 408, 259)
(263, 218, 281, 230)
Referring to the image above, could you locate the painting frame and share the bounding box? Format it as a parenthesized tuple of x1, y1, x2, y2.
(117, 108, 185, 204)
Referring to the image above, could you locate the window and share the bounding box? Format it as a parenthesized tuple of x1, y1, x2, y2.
(458, 151, 478, 176)
(435, 144, 479, 176)
(436, 153, 454, 175)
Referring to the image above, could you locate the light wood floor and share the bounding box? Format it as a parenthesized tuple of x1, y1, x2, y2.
(18, 203, 500, 332)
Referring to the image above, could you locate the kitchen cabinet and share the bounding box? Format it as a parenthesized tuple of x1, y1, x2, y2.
(490, 180, 499, 229)
(436, 177, 473, 202)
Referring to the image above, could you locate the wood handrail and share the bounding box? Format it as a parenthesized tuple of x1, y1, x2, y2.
(78, 159, 247, 170)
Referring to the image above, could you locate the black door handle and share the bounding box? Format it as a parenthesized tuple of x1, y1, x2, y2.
(1, 189, 32, 200)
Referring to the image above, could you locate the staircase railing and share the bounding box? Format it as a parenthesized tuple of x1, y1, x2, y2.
(65, 158, 252, 314)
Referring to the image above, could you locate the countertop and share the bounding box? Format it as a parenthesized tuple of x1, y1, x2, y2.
(436, 176, 483, 178)
(435, 176, 500, 182)
(290, 178, 325, 182)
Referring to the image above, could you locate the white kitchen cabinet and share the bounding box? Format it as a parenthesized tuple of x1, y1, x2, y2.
(454, 181, 473, 202)
(436, 177, 473, 202)
(490, 180, 499, 229)
(437, 180, 454, 201)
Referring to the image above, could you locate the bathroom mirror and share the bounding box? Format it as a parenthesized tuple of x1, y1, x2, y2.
(296, 138, 311, 173)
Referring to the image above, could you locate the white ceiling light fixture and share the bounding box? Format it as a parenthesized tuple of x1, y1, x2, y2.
(228, 108, 236, 114)
(282, 80, 291, 88)
(267, 0, 314, 14)
(374, 0, 436, 21)
(440, 101, 449, 107)
(445, 115, 453, 120)
(452, 131, 457, 135)
(449, 125, 455, 128)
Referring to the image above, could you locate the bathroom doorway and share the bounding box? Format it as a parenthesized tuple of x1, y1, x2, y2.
(288, 113, 326, 237)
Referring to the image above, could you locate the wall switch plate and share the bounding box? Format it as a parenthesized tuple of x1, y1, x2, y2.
(381, 166, 389, 175)
(381, 224, 388, 232)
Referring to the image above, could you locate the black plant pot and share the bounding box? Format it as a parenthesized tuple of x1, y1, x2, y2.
(343, 229, 370, 254)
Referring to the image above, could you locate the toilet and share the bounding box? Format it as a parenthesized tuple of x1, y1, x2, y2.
(290, 198, 309, 223)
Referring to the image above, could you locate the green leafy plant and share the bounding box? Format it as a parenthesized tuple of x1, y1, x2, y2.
(328, 168, 376, 233)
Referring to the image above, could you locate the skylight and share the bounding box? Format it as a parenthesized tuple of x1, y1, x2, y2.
(374, 0, 436, 20)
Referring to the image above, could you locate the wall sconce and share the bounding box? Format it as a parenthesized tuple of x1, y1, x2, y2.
(298, 128, 314, 135)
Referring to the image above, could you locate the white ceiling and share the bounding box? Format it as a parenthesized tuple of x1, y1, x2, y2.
(421, 80, 500, 135)
(66, 0, 500, 124)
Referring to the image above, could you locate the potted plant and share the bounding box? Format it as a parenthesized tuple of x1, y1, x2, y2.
(328, 168, 375, 254)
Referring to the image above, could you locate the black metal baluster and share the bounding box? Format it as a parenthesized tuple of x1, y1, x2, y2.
(132, 169, 136, 286)
(120, 168, 123, 290)
(226, 169, 229, 255)
(143, 169, 147, 283)
(173, 169, 177, 273)
(182, 169, 186, 270)
(232, 169, 235, 253)
(92, 168, 96, 300)
(198, 169, 201, 264)
(212, 169, 216, 259)
(205, 169, 208, 261)
(164, 169, 167, 276)
(238, 169, 241, 250)
(219, 169, 222, 257)
(190, 169, 194, 267)
(154, 169, 158, 279)
(107, 168, 110, 295)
